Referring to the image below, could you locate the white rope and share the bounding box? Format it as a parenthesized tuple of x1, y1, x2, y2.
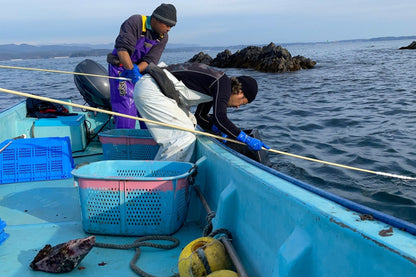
(0, 141, 13, 154)
(267, 148, 416, 180)
(0, 86, 415, 181)
(0, 64, 130, 81)
(375, 172, 416, 181)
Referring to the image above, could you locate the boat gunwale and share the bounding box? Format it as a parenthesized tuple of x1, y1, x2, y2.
(204, 135, 416, 237)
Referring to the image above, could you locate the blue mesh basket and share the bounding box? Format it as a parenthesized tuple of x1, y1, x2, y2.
(71, 160, 196, 236)
(98, 129, 160, 160)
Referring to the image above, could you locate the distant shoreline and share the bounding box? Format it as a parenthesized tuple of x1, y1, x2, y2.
(0, 35, 415, 61)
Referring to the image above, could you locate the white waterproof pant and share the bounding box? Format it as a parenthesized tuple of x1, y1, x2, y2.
(133, 74, 196, 162)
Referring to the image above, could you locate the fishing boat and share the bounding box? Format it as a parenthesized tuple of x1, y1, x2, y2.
(0, 60, 416, 277)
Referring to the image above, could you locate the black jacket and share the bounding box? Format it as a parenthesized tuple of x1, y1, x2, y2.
(166, 63, 241, 138)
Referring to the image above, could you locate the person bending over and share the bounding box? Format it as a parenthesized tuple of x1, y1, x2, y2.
(133, 62, 269, 161)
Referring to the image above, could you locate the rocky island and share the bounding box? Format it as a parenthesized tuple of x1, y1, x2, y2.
(399, 41, 416, 50)
(188, 42, 316, 73)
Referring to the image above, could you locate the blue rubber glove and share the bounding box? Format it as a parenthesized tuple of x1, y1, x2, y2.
(236, 131, 269, 151)
(120, 64, 142, 84)
(212, 124, 228, 143)
(211, 124, 221, 133)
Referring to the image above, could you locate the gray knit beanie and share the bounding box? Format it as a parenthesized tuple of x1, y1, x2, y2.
(152, 4, 177, 27)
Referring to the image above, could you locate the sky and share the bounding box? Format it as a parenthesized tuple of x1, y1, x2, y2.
(1, 0, 415, 46)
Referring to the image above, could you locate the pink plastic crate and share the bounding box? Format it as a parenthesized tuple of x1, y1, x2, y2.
(98, 129, 159, 160)
(71, 160, 196, 236)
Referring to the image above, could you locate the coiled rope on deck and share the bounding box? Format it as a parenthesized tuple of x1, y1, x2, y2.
(95, 235, 180, 277)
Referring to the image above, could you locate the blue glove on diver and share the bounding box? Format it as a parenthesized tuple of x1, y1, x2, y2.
(211, 124, 221, 133)
(236, 131, 270, 151)
(120, 64, 142, 84)
(212, 124, 228, 143)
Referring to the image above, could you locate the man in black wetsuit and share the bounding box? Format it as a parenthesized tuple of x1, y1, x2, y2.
(133, 62, 269, 161)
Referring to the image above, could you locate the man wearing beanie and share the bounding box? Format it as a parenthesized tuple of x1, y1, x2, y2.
(132, 62, 269, 162)
(107, 3, 177, 129)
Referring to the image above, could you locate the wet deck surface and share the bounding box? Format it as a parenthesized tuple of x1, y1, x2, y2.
(0, 142, 203, 276)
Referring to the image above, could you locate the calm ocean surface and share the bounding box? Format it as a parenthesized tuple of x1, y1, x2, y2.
(0, 39, 415, 224)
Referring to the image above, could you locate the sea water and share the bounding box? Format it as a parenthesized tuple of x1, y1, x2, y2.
(0, 39, 415, 224)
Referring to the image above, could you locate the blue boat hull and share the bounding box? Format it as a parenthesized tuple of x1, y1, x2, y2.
(194, 135, 416, 276)
(0, 100, 415, 276)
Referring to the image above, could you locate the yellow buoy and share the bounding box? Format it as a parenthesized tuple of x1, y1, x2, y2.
(178, 237, 233, 277)
(207, 270, 239, 277)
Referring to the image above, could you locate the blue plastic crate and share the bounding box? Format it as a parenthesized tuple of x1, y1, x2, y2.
(0, 137, 75, 184)
(34, 114, 87, 152)
(71, 160, 196, 236)
(98, 129, 159, 160)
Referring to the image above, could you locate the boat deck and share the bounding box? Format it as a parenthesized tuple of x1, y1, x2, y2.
(2, 101, 416, 276)
(0, 142, 204, 276)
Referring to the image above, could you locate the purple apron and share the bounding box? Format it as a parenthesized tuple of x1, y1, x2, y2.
(108, 35, 160, 129)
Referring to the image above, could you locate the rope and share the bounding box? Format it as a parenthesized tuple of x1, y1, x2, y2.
(176, 238, 221, 277)
(208, 228, 233, 240)
(203, 211, 216, 237)
(0, 64, 130, 81)
(0, 87, 224, 140)
(95, 235, 180, 277)
(267, 148, 416, 180)
(0, 141, 12, 154)
(195, 185, 249, 277)
(196, 248, 212, 275)
(0, 86, 414, 181)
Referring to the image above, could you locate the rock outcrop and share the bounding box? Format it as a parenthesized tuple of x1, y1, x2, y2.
(188, 52, 213, 65)
(188, 42, 316, 73)
(399, 41, 416, 50)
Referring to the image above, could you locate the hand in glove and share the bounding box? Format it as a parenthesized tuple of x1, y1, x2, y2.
(211, 124, 221, 133)
(120, 64, 142, 84)
(236, 131, 269, 151)
(212, 124, 228, 143)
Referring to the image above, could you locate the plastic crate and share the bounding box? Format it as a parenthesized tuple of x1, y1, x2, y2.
(71, 160, 196, 236)
(33, 114, 87, 152)
(0, 137, 74, 184)
(98, 129, 159, 160)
